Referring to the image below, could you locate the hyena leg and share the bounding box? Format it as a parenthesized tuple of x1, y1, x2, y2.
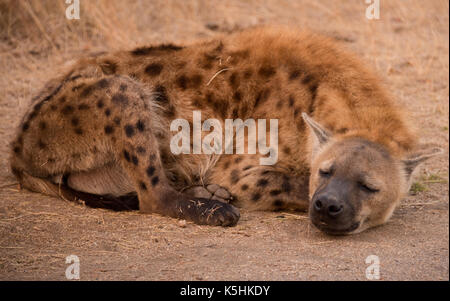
(10, 74, 239, 226)
(210, 155, 310, 211)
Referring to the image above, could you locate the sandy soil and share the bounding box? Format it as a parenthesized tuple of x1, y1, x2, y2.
(0, 0, 448, 280)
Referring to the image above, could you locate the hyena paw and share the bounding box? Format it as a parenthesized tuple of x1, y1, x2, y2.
(184, 184, 234, 203)
(201, 199, 240, 226)
(185, 198, 240, 227)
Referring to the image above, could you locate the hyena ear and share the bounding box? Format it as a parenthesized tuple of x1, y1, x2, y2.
(402, 146, 444, 178)
(302, 113, 332, 145)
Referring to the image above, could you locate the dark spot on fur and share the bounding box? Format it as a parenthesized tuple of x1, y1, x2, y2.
(105, 108, 111, 117)
(136, 120, 145, 132)
(50, 104, 57, 111)
(119, 84, 128, 92)
(302, 74, 314, 85)
(28, 111, 37, 121)
(272, 200, 285, 208)
(282, 146, 291, 155)
(233, 91, 242, 102)
(78, 104, 89, 110)
(256, 178, 269, 187)
(235, 157, 243, 164)
(154, 85, 169, 103)
(151, 176, 159, 186)
(337, 128, 348, 134)
(276, 100, 283, 109)
(61, 105, 74, 115)
(71, 153, 81, 159)
(59, 96, 66, 103)
(254, 88, 271, 108)
(146, 166, 156, 177)
(309, 82, 318, 99)
(112, 93, 129, 105)
(232, 108, 239, 119)
(191, 74, 203, 88)
(176, 74, 203, 90)
(192, 98, 204, 109)
(241, 184, 249, 191)
(97, 99, 104, 108)
(176, 75, 188, 90)
(243, 165, 253, 171)
(130, 44, 183, 56)
(139, 181, 147, 190)
(294, 107, 300, 117)
(258, 65, 276, 78)
(104, 125, 114, 134)
(243, 68, 253, 79)
(80, 85, 95, 98)
(37, 139, 46, 149)
(33, 102, 43, 112)
(123, 150, 131, 162)
(251, 192, 261, 202)
(145, 63, 163, 76)
(74, 128, 83, 135)
(71, 117, 79, 126)
(113, 117, 121, 125)
(124, 124, 135, 137)
(229, 72, 239, 89)
(230, 169, 240, 184)
(13, 146, 21, 154)
(131, 155, 139, 166)
(289, 95, 295, 107)
(97, 78, 110, 89)
(270, 189, 282, 196)
(38, 121, 47, 130)
(289, 70, 301, 80)
(137, 146, 146, 154)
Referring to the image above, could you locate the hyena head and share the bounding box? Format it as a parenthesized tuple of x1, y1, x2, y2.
(302, 113, 442, 235)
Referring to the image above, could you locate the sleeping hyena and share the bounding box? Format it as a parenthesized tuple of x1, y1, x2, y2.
(10, 26, 442, 234)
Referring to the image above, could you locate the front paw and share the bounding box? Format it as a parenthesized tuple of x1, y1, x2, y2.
(186, 198, 240, 227)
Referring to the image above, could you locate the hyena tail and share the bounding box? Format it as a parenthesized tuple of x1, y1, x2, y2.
(12, 168, 138, 211)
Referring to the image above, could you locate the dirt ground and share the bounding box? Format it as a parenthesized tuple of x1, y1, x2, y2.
(0, 0, 448, 281)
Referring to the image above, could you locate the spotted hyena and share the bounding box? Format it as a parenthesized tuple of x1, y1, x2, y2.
(10, 26, 442, 234)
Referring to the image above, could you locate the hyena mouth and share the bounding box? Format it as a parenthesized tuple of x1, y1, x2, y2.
(312, 220, 361, 235)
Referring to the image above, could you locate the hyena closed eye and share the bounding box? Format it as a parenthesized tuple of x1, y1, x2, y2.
(10, 26, 442, 234)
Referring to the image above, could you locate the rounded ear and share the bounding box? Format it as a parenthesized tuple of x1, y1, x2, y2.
(402, 146, 444, 178)
(301, 113, 332, 145)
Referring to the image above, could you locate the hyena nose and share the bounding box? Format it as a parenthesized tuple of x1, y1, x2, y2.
(313, 196, 344, 217)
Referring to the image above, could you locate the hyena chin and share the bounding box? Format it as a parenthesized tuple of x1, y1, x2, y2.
(303, 114, 442, 235)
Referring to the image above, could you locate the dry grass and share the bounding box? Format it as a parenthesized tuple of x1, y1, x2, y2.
(0, 0, 448, 280)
